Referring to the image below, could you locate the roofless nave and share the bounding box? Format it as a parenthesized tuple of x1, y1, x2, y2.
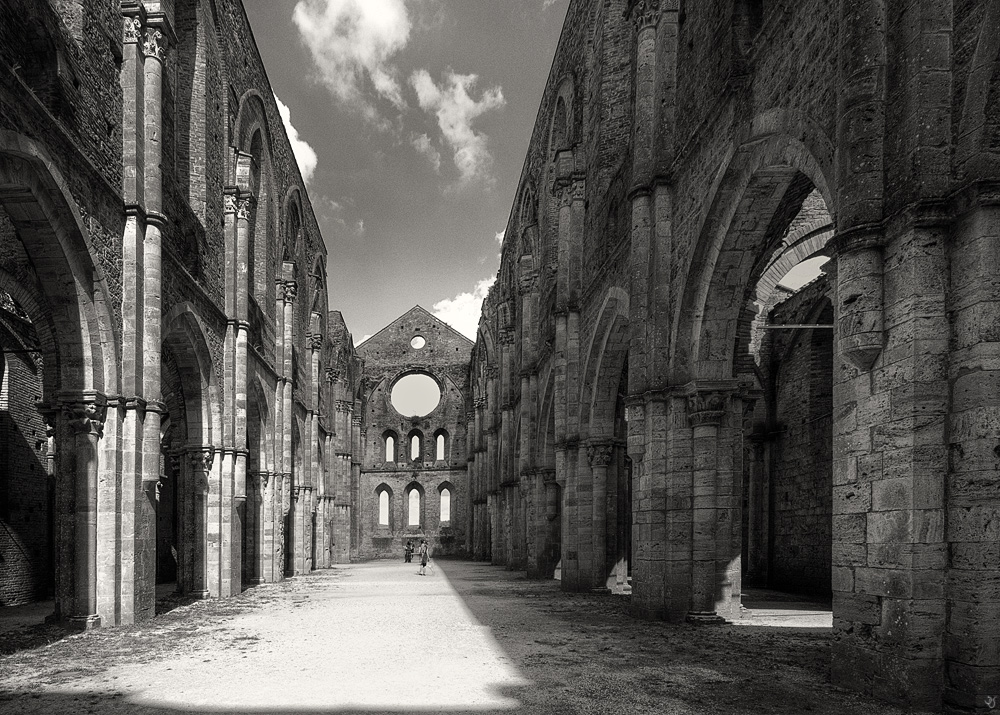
(0, 1, 998, 712)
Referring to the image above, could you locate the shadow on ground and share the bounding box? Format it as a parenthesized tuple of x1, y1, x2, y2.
(0, 561, 914, 715)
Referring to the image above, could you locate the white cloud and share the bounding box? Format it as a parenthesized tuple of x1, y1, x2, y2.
(318, 196, 366, 238)
(432, 276, 496, 339)
(495, 230, 505, 245)
(411, 133, 441, 172)
(410, 69, 505, 187)
(355, 333, 373, 346)
(273, 94, 319, 184)
(292, 0, 411, 120)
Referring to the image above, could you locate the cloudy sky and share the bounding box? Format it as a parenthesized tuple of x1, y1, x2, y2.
(242, 0, 571, 342)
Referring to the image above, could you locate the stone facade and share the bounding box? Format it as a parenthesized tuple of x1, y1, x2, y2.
(0, 0, 359, 627)
(468, 0, 1000, 711)
(355, 307, 471, 560)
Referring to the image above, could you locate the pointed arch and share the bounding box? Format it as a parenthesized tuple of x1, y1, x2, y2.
(580, 287, 630, 441)
(670, 121, 836, 383)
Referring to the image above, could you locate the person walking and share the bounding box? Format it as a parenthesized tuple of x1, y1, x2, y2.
(417, 540, 429, 575)
(404, 540, 413, 563)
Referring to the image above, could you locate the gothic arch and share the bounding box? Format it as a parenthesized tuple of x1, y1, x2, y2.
(0, 130, 119, 398)
(161, 304, 222, 447)
(580, 287, 630, 441)
(670, 127, 836, 382)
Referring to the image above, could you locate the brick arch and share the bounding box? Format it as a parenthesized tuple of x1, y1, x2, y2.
(754, 220, 834, 305)
(233, 91, 274, 180)
(535, 367, 556, 472)
(580, 286, 629, 441)
(671, 131, 835, 383)
(161, 304, 222, 448)
(548, 74, 576, 157)
(0, 131, 119, 398)
(0, 268, 58, 400)
(283, 187, 304, 259)
(247, 374, 271, 475)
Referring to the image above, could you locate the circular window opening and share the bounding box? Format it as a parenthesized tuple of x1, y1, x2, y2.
(410, 335, 426, 350)
(390, 373, 441, 417)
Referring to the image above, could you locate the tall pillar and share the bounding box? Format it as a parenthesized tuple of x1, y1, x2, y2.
(187, 448, 214, 599)
(62, 395, 107, 629)
(588, 442, 613, 590)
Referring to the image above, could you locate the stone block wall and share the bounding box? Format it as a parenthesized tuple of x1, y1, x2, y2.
(0, 313, 50, 606)
(757, 277, 834, 596)
(356, 306, 472, 560)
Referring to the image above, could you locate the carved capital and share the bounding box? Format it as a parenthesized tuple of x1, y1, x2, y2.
(335, 400, 353, 414)
(142, 28, 166, 60)
(325, 367, 339, 384)
(308, 333, 323, 350)
(629, 0, 662, 31)
(587, 442, 614, 468)
(351, 416, 362, 427)
(687, 391, 729, 427)
(283, 281, 297, 304)
(188, 448, 215, 474)
(123, 16, 143, 45)
(62, 396, 107, 437)
(236, 197, 254, 222)
(224, 193, 238, 214)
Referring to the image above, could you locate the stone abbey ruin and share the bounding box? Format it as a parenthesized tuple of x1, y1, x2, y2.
(0, 0, 998, 712)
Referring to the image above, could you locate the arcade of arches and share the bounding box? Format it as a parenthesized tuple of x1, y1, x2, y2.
(0, 0, 998, 713)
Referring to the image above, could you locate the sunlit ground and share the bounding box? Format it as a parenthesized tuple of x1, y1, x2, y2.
(115, 563, 528, 712)
(0, 562, 904, 715)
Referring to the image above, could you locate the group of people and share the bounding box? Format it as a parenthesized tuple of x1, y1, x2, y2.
(404, 539, 429, 575)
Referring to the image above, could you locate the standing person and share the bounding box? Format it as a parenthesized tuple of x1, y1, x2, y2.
(418, 540, 428, 575)
(404, 540, 413, 563)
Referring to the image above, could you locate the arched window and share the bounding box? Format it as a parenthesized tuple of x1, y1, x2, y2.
(440, 488, 451, 523)
(435, 433, 445, 461)
(378, 490, 390, 526)
(408, 489, 421, 527)
(408, 430, 423, 462)
(385, 434, 395, 462)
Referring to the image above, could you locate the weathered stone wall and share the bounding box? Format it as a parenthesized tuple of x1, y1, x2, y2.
(356, 307, 472, 560)
(758, 278, 834, 596)
(0, 0, 358, 635)
(0, 311, 50, 606)
(470, 0, 1000, 710)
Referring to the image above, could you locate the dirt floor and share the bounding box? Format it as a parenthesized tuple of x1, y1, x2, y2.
(0, 560, 917, 715)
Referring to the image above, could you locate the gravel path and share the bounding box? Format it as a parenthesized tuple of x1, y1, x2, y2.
(0, 560, 914, 714)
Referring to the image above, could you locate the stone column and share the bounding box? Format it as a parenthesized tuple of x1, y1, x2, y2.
(744, 434, 769, 587)
(686, 390, 728, 623)
(61, 395, 106, 629)
(188, 448, 213, 598)
(588, 442, 614, 590)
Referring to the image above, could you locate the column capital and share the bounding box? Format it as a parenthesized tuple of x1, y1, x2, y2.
(325, 368, 340, 384)
(308, 333, 324, 351)
(587, 441, 615, 467)
(236, 196, 254, 221)
(282, 280, 298, 304)
(142, 27, 166, 61)
(686, 391, 729, 427)
(187, 447, 215, 474)
(628, 0, 663, 31)
(123, 15, 143, 45)
(60, 392, 108, 436)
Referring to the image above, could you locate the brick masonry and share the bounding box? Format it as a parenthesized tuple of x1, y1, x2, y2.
(466, 0, 1000, 711)
(355, 306, 472, 560)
